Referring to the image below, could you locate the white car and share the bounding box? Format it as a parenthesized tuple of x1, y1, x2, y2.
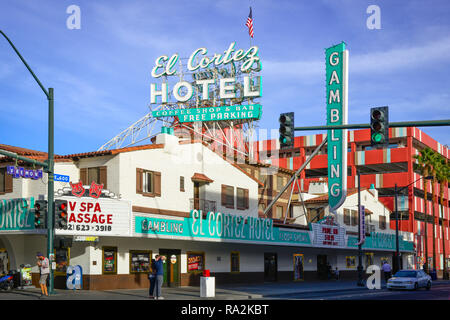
(387, 270, 432, 290)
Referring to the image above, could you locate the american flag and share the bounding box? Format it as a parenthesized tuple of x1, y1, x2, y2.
(246, 7, 254, 38)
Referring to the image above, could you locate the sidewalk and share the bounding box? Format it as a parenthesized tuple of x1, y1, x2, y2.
(2, 279, 450, 300)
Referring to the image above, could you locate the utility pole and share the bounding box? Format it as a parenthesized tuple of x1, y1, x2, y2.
(394, 183, 401, 273)
(357, 169, 364, 286)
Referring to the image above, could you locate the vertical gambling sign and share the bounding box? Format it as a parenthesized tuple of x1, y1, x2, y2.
(326, 42, 348, 214)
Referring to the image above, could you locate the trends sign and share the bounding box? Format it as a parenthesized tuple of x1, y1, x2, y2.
(326, 42, 348, 213)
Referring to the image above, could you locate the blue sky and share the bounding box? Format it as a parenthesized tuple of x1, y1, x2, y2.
(0, 0, 449, 155)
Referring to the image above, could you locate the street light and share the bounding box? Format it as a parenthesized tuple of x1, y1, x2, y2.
(0, 30, 55, 294)
(394, 175, 433, 274)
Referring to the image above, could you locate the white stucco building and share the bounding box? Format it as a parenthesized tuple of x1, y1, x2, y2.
(0, 133, 415, 289)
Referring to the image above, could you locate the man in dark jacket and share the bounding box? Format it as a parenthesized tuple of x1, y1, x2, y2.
(148, 259, 157, 299)
(154, 255, 166, 300)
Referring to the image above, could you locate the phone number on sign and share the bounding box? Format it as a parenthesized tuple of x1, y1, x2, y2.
(61, 224, 112, 232)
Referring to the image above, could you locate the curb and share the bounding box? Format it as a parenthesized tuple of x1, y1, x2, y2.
(7, 281, 449, 300)
(264, 287, 369, 298)
(261, 281, 450, 298)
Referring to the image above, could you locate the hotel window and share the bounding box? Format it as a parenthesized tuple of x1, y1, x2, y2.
(236, 188, 249, 210)
(130, 250, 152, 273)
(351, 210, 358, 226)
(180, 176, 185, 192)
(187, 252, 205, 273)
(136, 168, 161, 197)
(275, 206, 283, 219)
(0, 167, 13, 194)
(0, 168, 5, 193)
(102, 247, 117, 274)
(144, 171, 154, 193)
(343, 209, 351, 225)
(277, 176, 283, 191)
(80, 166, 107, 189)
(88, 167, 99, 185)
(221, 185, 234, 209)
(231, 252, 240, 273)
(379, 216, 386, 230)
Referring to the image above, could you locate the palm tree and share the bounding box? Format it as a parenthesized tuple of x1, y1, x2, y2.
(436, 155, 449, 279)
(413, 147, 435, 272)
(429, 150, 440, 272)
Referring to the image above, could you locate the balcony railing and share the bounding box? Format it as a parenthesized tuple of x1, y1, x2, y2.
(190, 198, 217, 213)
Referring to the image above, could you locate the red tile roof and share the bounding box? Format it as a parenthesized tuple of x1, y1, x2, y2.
(62, 144, 164, 159)
(0, 144, 48, 157)
(0, 144, 71, 163)
(191, 173, 214, 183)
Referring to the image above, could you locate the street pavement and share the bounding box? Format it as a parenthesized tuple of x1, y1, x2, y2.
(0, 280, 449, 300)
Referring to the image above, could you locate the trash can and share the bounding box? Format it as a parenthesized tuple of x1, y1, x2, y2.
(200, 270, 215, 298)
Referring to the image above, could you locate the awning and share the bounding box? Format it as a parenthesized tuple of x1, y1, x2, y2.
(191, 173, 214, 184)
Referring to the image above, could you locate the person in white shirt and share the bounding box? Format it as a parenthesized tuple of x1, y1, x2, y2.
(36, 252, 49, 297)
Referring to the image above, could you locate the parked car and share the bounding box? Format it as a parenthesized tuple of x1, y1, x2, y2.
(387, 270, 432, 291)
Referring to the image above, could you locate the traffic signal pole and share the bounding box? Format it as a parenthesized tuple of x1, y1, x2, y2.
(0, 30, 55, 294)
(293, 119, 450, 131)
(47, 88, 55, 294)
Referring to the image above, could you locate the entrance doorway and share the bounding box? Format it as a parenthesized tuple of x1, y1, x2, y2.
(193, 182, 200, 210)
(264, 253, 277, 282)
(317, 254, 328, 280)
(158, 249, 181, 287)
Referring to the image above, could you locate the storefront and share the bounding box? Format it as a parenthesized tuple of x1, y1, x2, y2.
(0, 192, 414, 290)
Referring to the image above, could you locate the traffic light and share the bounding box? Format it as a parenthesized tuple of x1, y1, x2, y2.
(54, 199, 68, 229)
(279, 112, 294, 149)
(370, 106, 389, 147)
(34, 200, 47, 229)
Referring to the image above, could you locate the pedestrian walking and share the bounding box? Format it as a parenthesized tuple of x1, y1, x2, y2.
(334, 267, 339, 280)
(148, 258, 156, 299)
(154, 255, 166, 300)
(36, 252, 49, 297)
(381, 261, 392, 282)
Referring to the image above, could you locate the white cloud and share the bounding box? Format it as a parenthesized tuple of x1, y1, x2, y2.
(263, 36, 450, 81)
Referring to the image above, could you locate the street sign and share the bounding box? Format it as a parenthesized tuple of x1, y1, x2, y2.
(54, 174, 70, 183)
(326, 42, 348, 214)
